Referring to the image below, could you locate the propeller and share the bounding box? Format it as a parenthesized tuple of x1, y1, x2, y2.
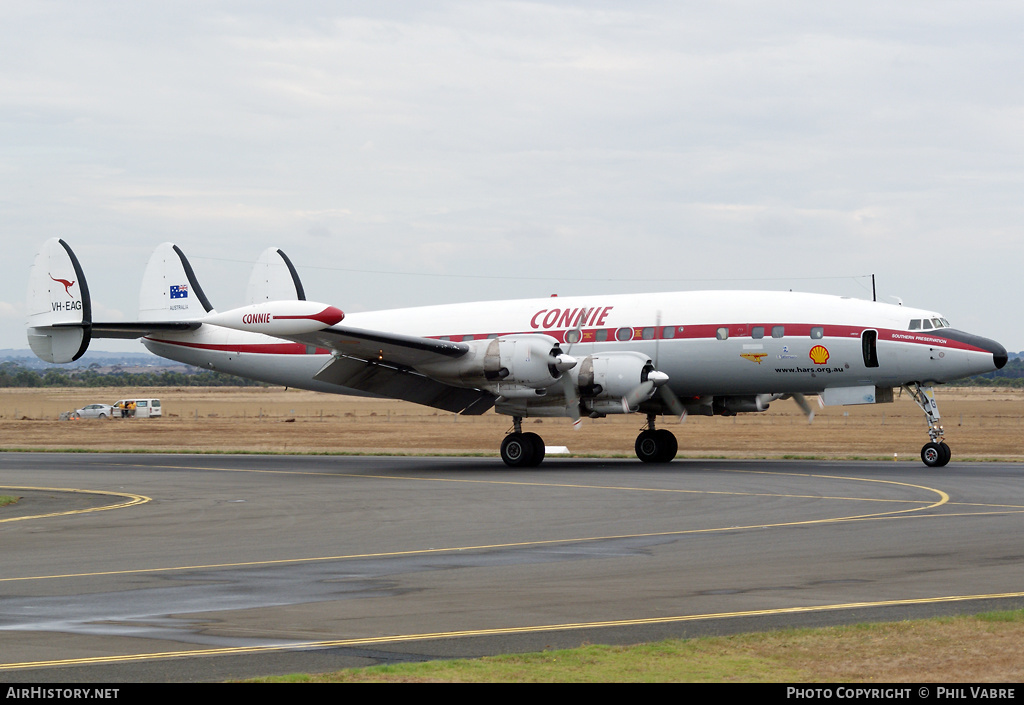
(621, 370, 668, 413)
(783, 393, 816, 423)
(652, 309, 686, 421)
(658, 383, 687, 421)
(559, 319, 586, 428)
(757, 392, 815, 422)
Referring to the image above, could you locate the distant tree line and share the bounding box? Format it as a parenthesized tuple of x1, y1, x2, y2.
(0, 362, 269, 388)
(946, 357, 1024, 388)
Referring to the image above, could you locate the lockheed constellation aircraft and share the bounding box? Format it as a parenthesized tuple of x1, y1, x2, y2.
(27, 238, 1006, 467)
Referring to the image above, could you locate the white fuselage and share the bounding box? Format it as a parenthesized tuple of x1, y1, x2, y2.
(142, 290, 1001, 408)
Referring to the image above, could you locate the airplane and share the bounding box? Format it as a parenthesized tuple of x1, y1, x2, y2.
(26, 238, 1007, 468)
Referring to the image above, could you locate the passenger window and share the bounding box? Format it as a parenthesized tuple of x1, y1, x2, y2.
(616, 327, 634, 341)
(661, 326, 676, 339)
(716, 327, 729, 340)
(565, 329, 581, 344)
(751, 326, 765, 339)
(641, 327, 655, 340)
(772, 326, 785, 338)
(595, 329, 608, 342)
(810, 327, 823, 339)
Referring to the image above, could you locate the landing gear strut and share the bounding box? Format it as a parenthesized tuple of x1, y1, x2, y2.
(500, 417, 545, 468)
(903, 384, 951, 467)
(634, 414, 678, 463)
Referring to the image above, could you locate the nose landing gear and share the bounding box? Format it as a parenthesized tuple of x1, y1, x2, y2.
(903, 384, 951, 467)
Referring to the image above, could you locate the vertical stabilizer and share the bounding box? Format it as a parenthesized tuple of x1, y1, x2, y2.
(26, 238, 92, 363)
(138, 243, 215, 321)
(245, 247, 306, 304)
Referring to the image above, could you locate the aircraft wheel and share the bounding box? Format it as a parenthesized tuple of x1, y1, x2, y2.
(635, 430, 658, 462)
(522, 432, 545, 466)
(501, 433, 536, 468)
(921, 442, 951, 468)
(938, 442, 951, 466)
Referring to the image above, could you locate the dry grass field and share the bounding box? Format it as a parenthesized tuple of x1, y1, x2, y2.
(1, 386, 1022, 460)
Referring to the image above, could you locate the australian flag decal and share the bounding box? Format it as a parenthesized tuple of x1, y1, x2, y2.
(170, 284, 189, 299)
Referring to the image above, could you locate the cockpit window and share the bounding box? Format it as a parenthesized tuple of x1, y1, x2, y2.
(909, 317, 950, 331)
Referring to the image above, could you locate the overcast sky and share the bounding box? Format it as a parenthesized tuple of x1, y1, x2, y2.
(3, 1, 1022, 354)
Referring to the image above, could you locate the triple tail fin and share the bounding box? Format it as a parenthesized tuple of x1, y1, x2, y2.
(245, 247, 306, 304)
(138, 242, 216, 320)
(26, 238, 92, 363)
(26, 239, 204, 364)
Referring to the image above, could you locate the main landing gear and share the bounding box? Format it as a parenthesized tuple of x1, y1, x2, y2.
(500, 417, 545, 467)
(635, 414, 677, 463)
(499, 414, 680, 467)
(903, 383, 951, 468)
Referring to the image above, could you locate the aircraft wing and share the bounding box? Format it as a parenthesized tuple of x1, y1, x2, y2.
(293, 325, 469, 368)
(286, 326, 496, 415)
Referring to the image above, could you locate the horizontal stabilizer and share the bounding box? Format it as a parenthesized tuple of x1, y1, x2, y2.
(90, 321, 202, 339)
(246, 248, 306, 304)
(26, 238, 92, 362)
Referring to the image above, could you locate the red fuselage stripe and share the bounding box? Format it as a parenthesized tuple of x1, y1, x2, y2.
(146, 322, 989, 355)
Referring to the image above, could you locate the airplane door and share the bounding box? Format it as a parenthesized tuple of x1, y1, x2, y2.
(861, 330, 879, 368)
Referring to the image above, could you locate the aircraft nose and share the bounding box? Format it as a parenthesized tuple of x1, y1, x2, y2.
(944, 330, 1007, 372)
(991, 343, 1008, 370)
(973, 334, 1007, 370)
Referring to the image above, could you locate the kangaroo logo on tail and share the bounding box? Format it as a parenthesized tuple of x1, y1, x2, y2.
(49, 274, 76, 298)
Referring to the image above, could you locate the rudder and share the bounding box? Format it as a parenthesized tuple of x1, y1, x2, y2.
(26, 238, 92, 363)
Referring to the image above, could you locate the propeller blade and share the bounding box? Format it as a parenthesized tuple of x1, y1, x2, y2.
(560, 374, 582, 428)
(621, 380, 656, 412)
(658, 384, 686, 421)
(792, 393, 815, 423)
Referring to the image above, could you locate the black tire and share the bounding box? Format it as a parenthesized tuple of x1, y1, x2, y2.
(654, 429, 678, 462)
(521, 432, 545, 466)
(635, 430, 661, 463)
(501, 433, 535, 468)
(921, 442, 951, 467)
(938, 442, 951, 466)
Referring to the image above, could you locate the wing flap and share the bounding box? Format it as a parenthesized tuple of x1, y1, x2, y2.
(314, 354, 494, 415)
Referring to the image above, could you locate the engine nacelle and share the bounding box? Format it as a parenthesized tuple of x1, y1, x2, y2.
(575, 351, 655, 400)
(714, 395, 771, 415)
(420, 334, 570, 391)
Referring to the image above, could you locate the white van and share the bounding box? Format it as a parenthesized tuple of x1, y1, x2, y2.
(112, 399, 162, 418)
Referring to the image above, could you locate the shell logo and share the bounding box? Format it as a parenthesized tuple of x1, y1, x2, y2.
(809, 345, 830, 365)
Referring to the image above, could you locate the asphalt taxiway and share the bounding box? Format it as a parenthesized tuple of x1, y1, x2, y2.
(1, 452, 1023, 682)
